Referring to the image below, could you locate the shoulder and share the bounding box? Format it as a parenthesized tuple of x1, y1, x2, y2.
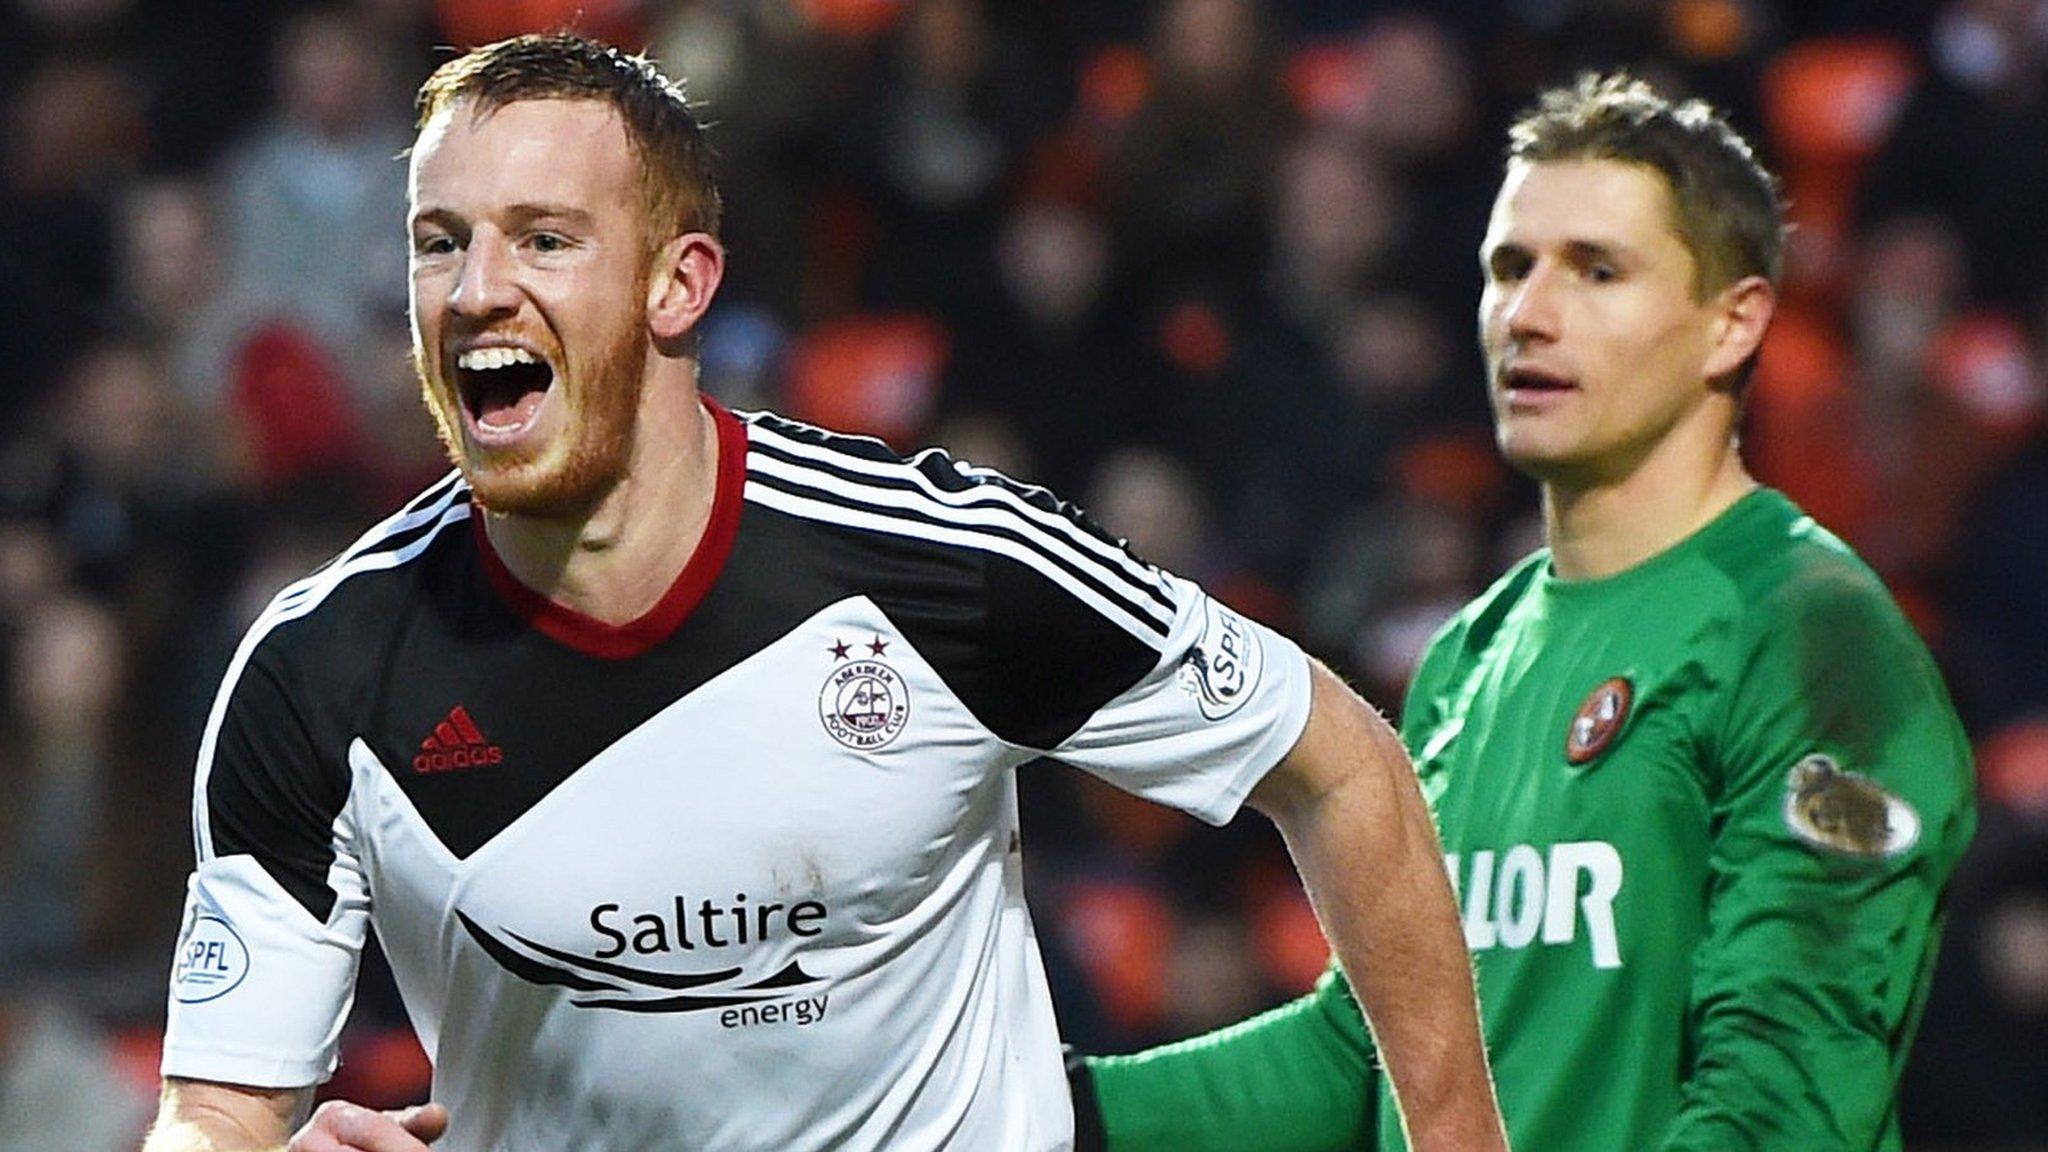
(1706, 493, 1916, 656)
(737, 408, 1116, 540)
(229, 472, 474, 688)
(1695, 491, 1964, 750)
(1430, 549, 1549, 658)
(735, 408, 1179, 645)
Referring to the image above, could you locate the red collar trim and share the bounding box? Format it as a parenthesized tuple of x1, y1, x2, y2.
(472, 398, 748, 660)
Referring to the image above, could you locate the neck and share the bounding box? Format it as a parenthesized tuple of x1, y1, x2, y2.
(481, 384, 721, 625)
(1542, 435, 1756, 582)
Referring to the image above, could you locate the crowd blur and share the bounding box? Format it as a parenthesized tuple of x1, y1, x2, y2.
(0, 0, 2044, 1147)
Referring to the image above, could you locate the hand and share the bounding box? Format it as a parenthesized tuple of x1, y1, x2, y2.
(289, 1101, 449, 1151)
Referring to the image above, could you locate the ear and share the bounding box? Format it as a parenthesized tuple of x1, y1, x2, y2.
(1701, 274, 1775, 383)
(646, 232, 725, 353)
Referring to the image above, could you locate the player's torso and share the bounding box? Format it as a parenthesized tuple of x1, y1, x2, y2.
(1386, 556, 1741, 1152)
(335, 511, 1061, 1150)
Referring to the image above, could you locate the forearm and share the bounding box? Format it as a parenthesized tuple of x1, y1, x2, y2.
(1658, 995, 1900, 1152)
(1659, 872, 1947, 1151)
(1084, 968, 1377, 1152)
(144, 1079, 306, 1152)
(1256, 664, 1504, 1152)
(142, 1120, 283, 1152)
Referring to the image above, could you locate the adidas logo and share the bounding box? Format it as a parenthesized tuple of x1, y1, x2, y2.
(414, 705, 504, 774)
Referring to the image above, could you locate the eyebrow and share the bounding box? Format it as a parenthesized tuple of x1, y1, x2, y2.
(410, 203, 597, 230)
(1481, 237, 1638, 267)
(1560, 238, 1634, 265)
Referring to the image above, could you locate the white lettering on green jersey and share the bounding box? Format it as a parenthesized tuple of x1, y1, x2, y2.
(1446, 841, 1623, 969)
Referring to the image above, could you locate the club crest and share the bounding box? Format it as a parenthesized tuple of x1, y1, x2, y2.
(1565, 677, 1633, 765)
(1783, 754, 1920, 859)
(819, 648, 910, 750)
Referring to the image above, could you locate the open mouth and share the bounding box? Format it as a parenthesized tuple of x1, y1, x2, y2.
(455, 345, 555, 435)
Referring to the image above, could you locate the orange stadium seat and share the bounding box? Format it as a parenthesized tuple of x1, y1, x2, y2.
(1760, 37, 1920, 298)
(435, 0, 644, 48)
(783, 314, 950, 449)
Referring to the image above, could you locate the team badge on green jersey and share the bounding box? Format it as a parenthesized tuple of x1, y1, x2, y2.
(1782, 754, 1921, 859)
(1565, 677, 1633, 765)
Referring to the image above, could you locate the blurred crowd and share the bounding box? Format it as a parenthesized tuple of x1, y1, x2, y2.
(1, 0, 2045, 1148)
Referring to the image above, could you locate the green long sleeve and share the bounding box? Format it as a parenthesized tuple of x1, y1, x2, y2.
(1088, 967, 1378, 1152)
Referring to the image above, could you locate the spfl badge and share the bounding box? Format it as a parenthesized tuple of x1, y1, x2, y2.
(1565, 677, 1633, 766)
(1783, 754, 1920, 859)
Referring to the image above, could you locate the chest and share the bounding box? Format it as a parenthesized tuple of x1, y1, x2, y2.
(1410, 601, 1731, 968)
(347, 595, 1013, 975)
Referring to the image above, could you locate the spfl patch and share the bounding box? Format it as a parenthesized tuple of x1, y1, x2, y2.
(172, 914, 250, 1003)
(1176, 597, 1263, 721)
(1782, 754, 1920, 859)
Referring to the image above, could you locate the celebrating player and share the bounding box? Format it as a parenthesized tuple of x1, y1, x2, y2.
(141, 34, 1505, 1152)
(1071, 73, 1977, 1152)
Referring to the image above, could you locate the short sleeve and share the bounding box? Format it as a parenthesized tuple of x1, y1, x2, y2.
(1047, 571, 1313, 826)
(161, 632, 369, 1089)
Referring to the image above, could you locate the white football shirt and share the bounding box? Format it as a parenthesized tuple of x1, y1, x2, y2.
(163, 403, 1312, 1150)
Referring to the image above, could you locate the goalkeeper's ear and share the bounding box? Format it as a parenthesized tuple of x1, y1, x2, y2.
(1066, 1045, 1108, 1152)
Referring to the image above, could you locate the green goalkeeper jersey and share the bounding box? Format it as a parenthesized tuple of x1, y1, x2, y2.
(1087, 488, 1976, 1151)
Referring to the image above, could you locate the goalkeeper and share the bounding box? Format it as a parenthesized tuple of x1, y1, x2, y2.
(1070, 73, 1976, 1152)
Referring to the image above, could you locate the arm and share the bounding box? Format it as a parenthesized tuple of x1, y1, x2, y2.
(1081, 965, 1378, 1152)
(144, 1079, 306, 1152)
(146, 1079, 449, 1152)
(1661, 573, 1976, 1149)
(1243, 660, 1504, 1152)
(161, 628, 446, 1150)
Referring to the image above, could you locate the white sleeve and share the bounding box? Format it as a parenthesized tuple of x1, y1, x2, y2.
(163, 852, 368, 1087)
(161, 631, 368, 1088)
(1051, 574, 1313, 826)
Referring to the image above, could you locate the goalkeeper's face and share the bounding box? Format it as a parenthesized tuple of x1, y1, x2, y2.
(1477, 158, 1772, 491)
(406, 97, 654, 520)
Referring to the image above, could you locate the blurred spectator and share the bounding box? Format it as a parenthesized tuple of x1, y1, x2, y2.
(0, 53, 144, 399)
(1297, 495, 1488, 700)
(1225, 286, 1488, 585)
(783, 312, 950, 449)
(1163, 917, 1266, 1034)
(1085, 446, 1213, 579)
(1903, 788, 2048, 1144)
(218, 4, 411, 387)
(1263, 129, 1409, 332)
(948, 196, 1139, 494)
(36, 341, 236, 595)
(1951, 426, 2048, 732)
(1860, 0, 2048, 309)
(0, 977, 153, 1152)
(1106, 0, 1291, 297)
(839, 0, 1054, 321)
(925, 409, 1036, 481)
(0, 593, 127, 969)
(115, 177, 255, 407)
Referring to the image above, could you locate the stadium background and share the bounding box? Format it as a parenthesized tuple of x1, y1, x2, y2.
(1, 0, 2044, 1146)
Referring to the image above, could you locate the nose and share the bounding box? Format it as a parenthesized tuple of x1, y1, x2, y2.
(1501, 263, 1561, 344)
(448, 232, 519, 320)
